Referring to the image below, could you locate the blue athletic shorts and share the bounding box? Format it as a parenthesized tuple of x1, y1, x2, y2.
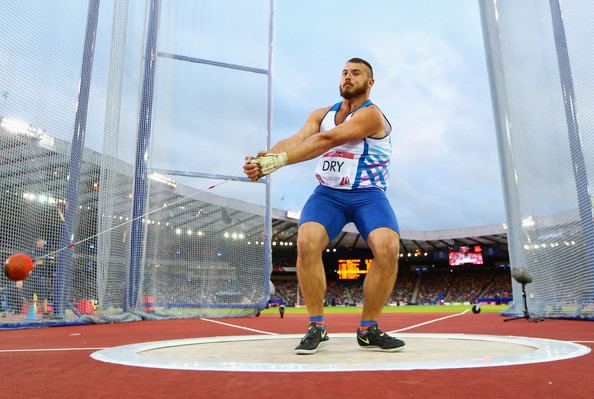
(298, 185, 400, 241)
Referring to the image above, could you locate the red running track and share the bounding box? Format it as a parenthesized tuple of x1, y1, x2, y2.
(0, 312, 593, 399)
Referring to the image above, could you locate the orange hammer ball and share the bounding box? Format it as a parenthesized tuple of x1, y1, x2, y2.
(4, 254, 34, 281)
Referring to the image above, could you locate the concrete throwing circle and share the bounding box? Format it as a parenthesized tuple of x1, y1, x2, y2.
(91, 333, 590, 372)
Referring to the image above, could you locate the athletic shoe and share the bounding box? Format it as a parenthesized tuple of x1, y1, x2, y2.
(294, 323, 329, 355)
(356, 324, 405, 352)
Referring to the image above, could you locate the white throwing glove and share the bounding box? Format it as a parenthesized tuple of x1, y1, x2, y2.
(249, 152, 288, 177)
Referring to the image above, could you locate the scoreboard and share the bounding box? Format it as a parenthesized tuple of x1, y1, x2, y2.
(337, 258, 373, 279)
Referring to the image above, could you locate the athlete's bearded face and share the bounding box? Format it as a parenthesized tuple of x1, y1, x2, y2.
(339, 62, 373, 100)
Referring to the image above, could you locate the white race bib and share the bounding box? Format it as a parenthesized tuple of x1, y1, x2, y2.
(314, 150, 358, 188)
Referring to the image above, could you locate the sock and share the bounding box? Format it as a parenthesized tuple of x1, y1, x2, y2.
(358, 320, 377, 335)
(309, 315, 326, 330)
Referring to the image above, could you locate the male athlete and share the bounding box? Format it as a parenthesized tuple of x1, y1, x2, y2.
(244, 58, 405, 354)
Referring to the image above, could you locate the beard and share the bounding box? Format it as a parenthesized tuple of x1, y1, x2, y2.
(339, 83, 367, 99)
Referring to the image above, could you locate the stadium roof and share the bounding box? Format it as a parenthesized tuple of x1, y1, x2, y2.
(270, 208, 508, 256)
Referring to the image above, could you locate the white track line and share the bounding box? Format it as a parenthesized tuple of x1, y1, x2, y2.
(571, 341, 594, 343)
(389, 309, 470, 333)
(200, 318, 278, 335)
(0, 347, 106, 353)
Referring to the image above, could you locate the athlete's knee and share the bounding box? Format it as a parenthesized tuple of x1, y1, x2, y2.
(297, 223, 328, 259)
(297, 237, 324, 260)
(368, 229, 399, 261)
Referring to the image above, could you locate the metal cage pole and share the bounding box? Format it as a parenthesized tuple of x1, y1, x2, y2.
(54, 0, 101, 317)
(478, 0, 528, 317)
(262, 0, 275, 306)
(127, 0, 161, 312)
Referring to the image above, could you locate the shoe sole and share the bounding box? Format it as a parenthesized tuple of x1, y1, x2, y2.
(358, 344, 406, 352)
(294, 340, 329, 355)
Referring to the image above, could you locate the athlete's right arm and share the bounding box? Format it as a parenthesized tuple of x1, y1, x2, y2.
(268, 107, 329, 153)
(243, 107, 329, 181)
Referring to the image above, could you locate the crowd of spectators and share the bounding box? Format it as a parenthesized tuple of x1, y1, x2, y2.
(272, 265, 513, 306)
(414, 269, 453, 304)
(481, 268, 512, 300)
(388, 272, 416, 303)
(445, 269, 494, 303)
(273, 279, 299, 305)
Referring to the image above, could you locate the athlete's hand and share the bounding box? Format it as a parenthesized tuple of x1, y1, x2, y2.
(249, 152, 288, 178)
(244, 150, 268, 181)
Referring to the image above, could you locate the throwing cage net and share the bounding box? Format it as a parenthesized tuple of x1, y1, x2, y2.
(481, 0, 594, 319)
(0, 0, 274, 326)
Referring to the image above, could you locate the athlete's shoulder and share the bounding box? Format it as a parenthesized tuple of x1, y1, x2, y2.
(319, 104, 336, 114)
(365, 103, 392, 136)
(317, 101, 342, 115)
(308, 105, 334, 123)
(363, 102, 383, 114)
(351, 103, 384, 122)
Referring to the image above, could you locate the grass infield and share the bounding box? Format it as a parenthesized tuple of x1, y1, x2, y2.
(261, 304, 507, 315)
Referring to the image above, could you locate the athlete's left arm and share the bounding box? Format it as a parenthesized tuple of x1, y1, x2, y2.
(285, 106, 385, 165)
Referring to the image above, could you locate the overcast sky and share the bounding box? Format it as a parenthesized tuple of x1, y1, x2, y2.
(0, 0, 506, 232)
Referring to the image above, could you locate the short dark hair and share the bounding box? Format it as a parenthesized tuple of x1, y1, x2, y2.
(347, 57, 373, 78)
